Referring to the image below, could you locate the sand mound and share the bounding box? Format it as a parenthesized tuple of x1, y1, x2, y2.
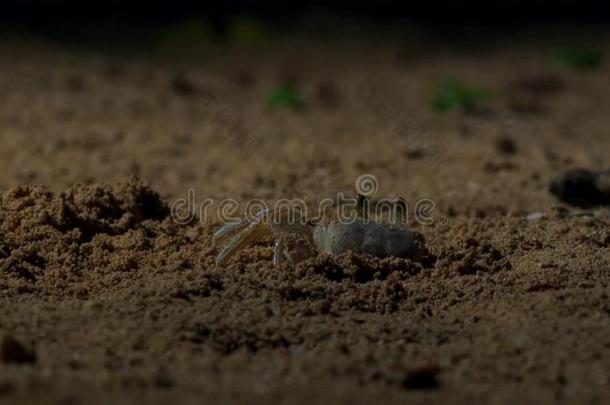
(0, 178, 175, 296)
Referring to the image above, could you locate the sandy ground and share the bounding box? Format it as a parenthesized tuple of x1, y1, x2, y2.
(0, 35, 609, 404)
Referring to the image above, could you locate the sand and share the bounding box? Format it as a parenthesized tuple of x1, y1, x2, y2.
(0, 36, 609, 404)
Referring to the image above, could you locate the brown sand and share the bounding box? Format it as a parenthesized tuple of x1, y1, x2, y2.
(0, 37, 609, 404)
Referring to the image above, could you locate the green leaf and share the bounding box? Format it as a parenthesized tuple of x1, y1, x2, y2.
(266, 86, 305, 110)
(554, 48, 602, 70)
(432, 78, 494, 112)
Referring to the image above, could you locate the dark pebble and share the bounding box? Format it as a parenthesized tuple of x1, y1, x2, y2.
(232, 71, 256, 89)
(509, 74, 565, 95)
(65, 75, 86, 92)
(495, 135, 518, 155)
(401, 365, 440, 390)
(550, 169, 610, 208)
(0, 335, 37, 365)
(171, 75, 197, 96)
(315, 81, 340, 106)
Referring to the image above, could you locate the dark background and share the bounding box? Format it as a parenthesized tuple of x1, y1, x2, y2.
(2, 1, 610, 41)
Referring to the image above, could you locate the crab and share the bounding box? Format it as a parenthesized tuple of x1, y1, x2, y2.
(213, 201, 427, 267)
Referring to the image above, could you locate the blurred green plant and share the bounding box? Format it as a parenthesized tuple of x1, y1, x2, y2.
(227, 16, 269, 44)
(432, 78, 494, 112)
(266, 85, 305, 110)
(554, 47, 602, 69)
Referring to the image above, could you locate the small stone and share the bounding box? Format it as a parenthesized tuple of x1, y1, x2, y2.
(550, 169, 610, 208)
(403, 149, 425, 160)
(171, 75, 197, 96)
(526, 212, 546, 222)
(315, 81, 340, 106)
(0, 335, 37, 365)
(509, 75, 565, 95)
(401, 364, 440, 390)
(232, 71, 256, 88)
(510, 334, 533, 348)
(65, 75, 86, 92)
(152, 368, 174, 389)
(494, 135, 518, 155)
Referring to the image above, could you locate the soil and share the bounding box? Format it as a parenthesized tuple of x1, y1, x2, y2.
(0, 36, 609, 404)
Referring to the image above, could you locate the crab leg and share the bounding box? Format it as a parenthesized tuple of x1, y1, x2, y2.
(356, 194, 369, 221)
(273, 236, 286, 267)
(392, 197, 407, 226)
(212, 220, 250, 246)
(215, 209, 272, 266)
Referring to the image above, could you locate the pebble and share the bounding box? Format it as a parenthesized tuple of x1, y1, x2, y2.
(0, 334, 36, 365)
(550, 168, 610, 207)
(495, 135, 518, 155)
(526, 212, 546, 222)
